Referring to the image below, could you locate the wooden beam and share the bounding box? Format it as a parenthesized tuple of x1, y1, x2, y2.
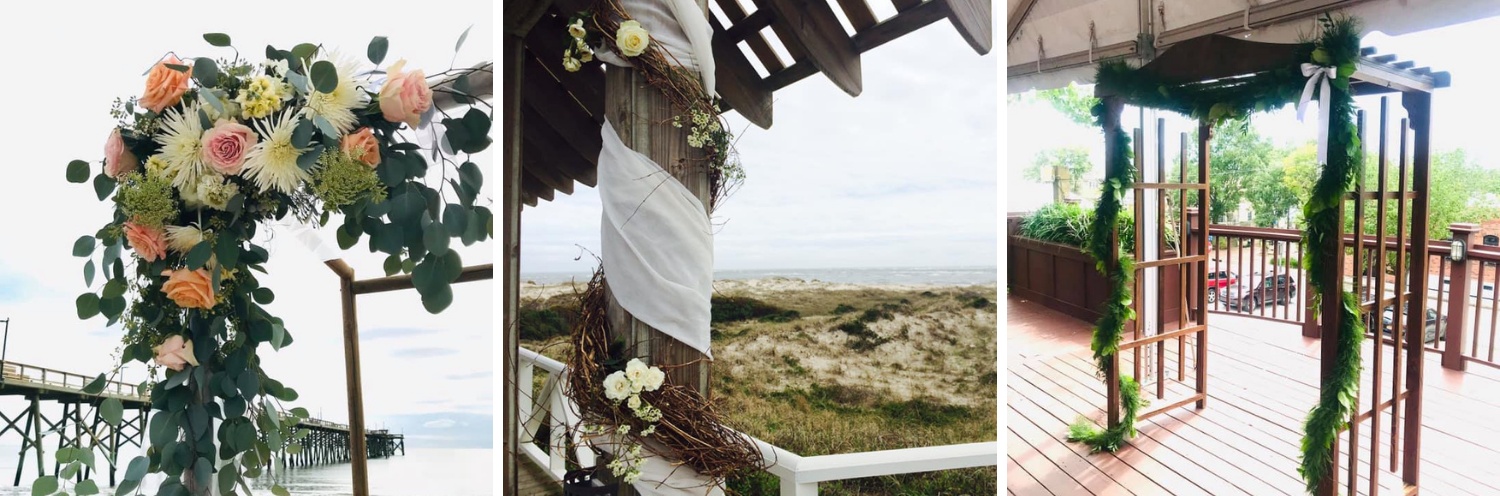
(835, 0, 878, 31)
(504, 0, 553, 37)
(350, 264, 493, 295)
(525, 104, 600, 188)
(711, 15, 774, 128)
(725, 8, 775, 43)
(521, 53, 604, 155)
(521, 139, 577, 196)
(500, 28, 524, 495)
(763, 0, 862, 96)
(892, 0, 922, 11)
(521, 167, 555, 203)
(941, 0, 992, 55)
(523, 16, 606, 119)
(324, 258, 370, 496)
(1006, 0, 1037, 44)
(854, 0, 947, 53)
(720, 0, 787, 72)
(429, 62, 494, 112)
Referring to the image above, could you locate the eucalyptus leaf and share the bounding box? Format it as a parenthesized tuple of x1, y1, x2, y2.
(73, 236, 95, 257)
(203, 33, 232, 47)
(102, 397, 124, 426)
(292, 43, 319, 61)
(455, 25, 473, 53)
(291, 118, 315, 148)
(76, 293, 101, 319)
(83, 259, 95, 287)
(187, 240, 214, 269)
(193, 57, 219, 87)
(82, 374, 108, 395)
(30, 476, 56, 496)
(368, 36, 389, 65)
(310, 60, 338, 93)
(94, 173, 117, 200)
(67, 160, 90, 183)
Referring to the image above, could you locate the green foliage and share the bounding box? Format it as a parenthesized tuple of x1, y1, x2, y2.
(1025, 146, 1096, 197)
(1210, 118, 1283, 223)
(711, 295, 791, 324)
(832, 303, 856, 314)
(114, 172, 178, 228)
(1018, 195, 1179, 252)
(1298, 293, 1365, 492)
(368, 36, 389, 65)
(1036, 82, 1100, 127)
(311, 150, 387, 208)
(519, 306, 572, 341)
(1067, 375, 1143, 452)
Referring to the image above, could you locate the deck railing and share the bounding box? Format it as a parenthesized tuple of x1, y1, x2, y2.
(516, 347, 997, 495)
(1203, 222, 1500, 370)
(0, 360, 142, 401)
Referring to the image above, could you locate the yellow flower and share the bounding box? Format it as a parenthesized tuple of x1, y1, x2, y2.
(235, 75, 289, 120)
(615, 20, 650, 57)
(568, 19, 586, 39)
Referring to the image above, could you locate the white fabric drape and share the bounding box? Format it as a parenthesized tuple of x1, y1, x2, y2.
(601, 436, 726, 496)
(595, 0, 717, 97)
(598, 120, 715, 358)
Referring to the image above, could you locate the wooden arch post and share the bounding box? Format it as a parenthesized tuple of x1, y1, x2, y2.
(601, 5, 715, 407)
(325, 260, 493, 496)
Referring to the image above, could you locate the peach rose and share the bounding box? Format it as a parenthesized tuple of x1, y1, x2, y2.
(160, 268, 216, 309)
(379, 60, 432, 128)
(140, 55, 192, 114)
(122, 222, 167, 262)
(340, 127, 381, 167)
(152, 335, 200, 371)
(200, 121, 256, 175)
(104, 128, 139, 179)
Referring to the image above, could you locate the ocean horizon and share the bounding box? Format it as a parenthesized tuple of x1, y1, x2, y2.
(523, 265, 998, 287)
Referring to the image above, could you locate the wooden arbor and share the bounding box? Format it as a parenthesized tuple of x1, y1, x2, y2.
(1094, 34, 1449, 496)
(502, 0, 992, 492)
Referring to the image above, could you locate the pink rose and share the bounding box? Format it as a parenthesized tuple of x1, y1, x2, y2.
(140, 55, 191, 114)
(160, 268, 216, 310)
(379, 60, 432, 128)
(104, 128, 138, 179)
(200, 121, 257, 175)
(152, 335, 200, 371)
(340, 127, 381, 167)
(122, 222, 167, 262)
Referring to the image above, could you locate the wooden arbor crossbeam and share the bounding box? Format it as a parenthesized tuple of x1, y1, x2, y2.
(323, 259, 492, 496)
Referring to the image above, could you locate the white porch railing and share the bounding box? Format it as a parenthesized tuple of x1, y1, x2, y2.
(516, 347, 998, 495)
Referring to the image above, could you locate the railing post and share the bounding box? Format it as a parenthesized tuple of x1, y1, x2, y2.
(1443, 223, 1480, 371)
(517, 360, 534, 443)
(548, 383, 567, 478)
(781, 478, 817, 496)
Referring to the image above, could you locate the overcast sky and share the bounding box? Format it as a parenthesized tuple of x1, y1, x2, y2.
(520, 7, 1000, 275)
(1008, 14, 1500, 212)
(0, 1, 492, 449)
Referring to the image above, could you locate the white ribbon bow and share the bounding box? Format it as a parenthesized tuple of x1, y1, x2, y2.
(1297, 63, 1338, 163)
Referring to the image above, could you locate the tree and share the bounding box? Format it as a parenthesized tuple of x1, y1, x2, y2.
(1025, 146, 1095, 199)
(1245, 142, 1317, 228)
(1037, 83, 1098, 127)
(1207, 118, 1278, 223)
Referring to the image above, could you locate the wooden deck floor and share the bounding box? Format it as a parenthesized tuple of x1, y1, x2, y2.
(520, 453, 563, 496)
(1006, 297, 1500, 496)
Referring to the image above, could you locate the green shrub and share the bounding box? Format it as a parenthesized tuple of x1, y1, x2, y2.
(968, 297, 991, 309)
(712, 295, 790, 324)
(877, 399, 972, 427)
(832, 303, 857, 314)
(836, 320, 889, 351)
(1017, 203, 1180, 251)
(758, 310, 801, 323)
(858, 308, 892, 323)
(519, 307, 570, 341)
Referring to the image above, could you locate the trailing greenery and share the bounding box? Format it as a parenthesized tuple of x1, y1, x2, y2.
(1017, 202, 1180, 252)
(1294, 16, 1367, 494)
(1078, 15, 1367, 492)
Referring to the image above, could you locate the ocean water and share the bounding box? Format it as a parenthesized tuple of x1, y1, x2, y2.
(523, 266, 998, 286)
(0, 448, 491, 496)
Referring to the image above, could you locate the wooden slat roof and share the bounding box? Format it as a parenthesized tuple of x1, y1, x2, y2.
(511, 0, 992, 207)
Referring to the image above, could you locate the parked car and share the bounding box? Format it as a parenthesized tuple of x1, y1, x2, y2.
(1206, 271, 1238, 304)
(1225, 274, 1297, 311)
(1379, 304, 1446, 344)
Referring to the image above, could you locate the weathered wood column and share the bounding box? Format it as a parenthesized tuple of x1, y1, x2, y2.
(602, 2, 714, 403)
(1400, 89, 1432, 490)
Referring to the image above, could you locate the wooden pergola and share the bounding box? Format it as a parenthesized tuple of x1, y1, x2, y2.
(501, 0, 992, 492)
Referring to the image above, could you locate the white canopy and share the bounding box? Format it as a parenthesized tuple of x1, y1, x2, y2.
(1007, 0, 1500, 93)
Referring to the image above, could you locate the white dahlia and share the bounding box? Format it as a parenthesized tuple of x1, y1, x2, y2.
(241, 112, 311, 193)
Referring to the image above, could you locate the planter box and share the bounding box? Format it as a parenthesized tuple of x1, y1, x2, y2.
(1008, 235, 1184, 332)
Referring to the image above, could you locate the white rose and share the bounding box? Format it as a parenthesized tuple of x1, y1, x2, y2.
(627, 395, 641, 409)
(615, 20, 650, 57)
(643, 367, 666, 392)
(569, 19, 587, 39)
(578, 43, 594, 62)
(625, 358, 649, 384)
(562, 56, 582, 73)
(602, 371, 630, 401)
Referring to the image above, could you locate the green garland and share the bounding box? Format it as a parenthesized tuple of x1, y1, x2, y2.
(1076, 16, 1367, 492)
(1068, 102, 1143, 452)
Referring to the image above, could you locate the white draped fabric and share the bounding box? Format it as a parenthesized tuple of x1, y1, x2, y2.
(595, 0, 717, 97)
(598, 120, 715, 358)
(602, 436, 726, 496)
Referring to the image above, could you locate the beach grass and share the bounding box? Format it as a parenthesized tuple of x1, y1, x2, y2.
(519, 279, 998, 495)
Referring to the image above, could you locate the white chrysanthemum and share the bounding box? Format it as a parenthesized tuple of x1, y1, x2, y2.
(302, 52, 366, 137)
(164, 225, 206, 253)
(154, 104, 207, 189)
(241, 112, 311, 193)
(195, 174, 240, 210)
(602, 371, 631, 401)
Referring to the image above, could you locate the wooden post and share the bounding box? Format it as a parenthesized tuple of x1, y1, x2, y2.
(1099, 96, 1124, 427)
(30, 395, 42, 481)
(1443, 223, 1480, 371)
(500, 28, 525, 496)
(326, 259, 369, 496)
(1401, 90, 1432, 489)
(1195, 120, 1211, 410)
(1315, 123, 1347, 496)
